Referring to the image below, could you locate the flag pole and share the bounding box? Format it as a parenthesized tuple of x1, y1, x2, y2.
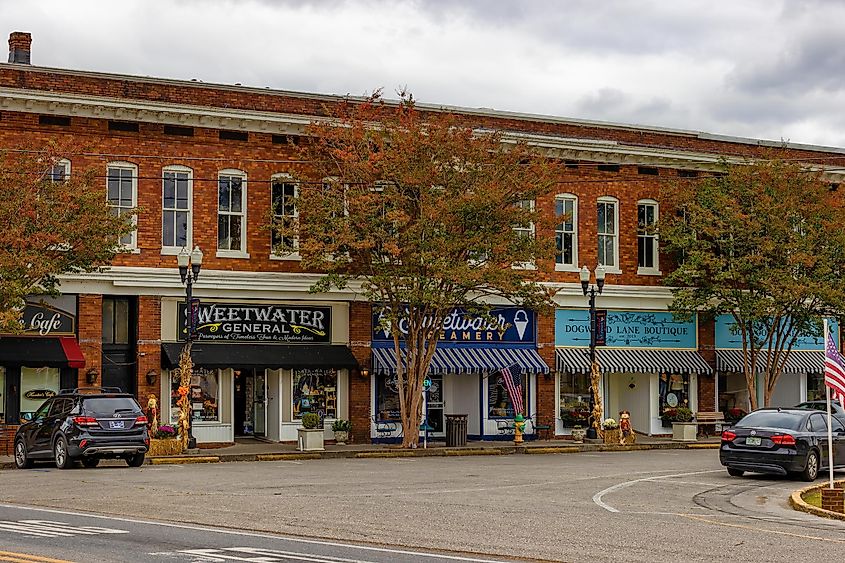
(825, 318, 834, 489)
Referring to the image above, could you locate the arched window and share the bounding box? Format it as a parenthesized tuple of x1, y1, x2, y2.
(555, 194, 578, 270)
(270, 173, 299, 259)
(637, 199, 660, 274)
(217, 169, 248, 256)
(597, 196, 619, 270)
(162, 165, 193, 251)
(106, 161, 138, 249)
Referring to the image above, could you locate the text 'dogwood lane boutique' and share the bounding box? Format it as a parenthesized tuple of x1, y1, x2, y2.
(160, 300, 357, 444)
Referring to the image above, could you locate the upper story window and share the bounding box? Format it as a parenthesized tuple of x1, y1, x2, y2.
(162, 166, 192, 252)
(555, 194, 578, 270)
(637, 200, 659, 274)
(217, 169, 247, 256)
(597, 197, 619, 270)
(513, 199, 536, 239)
(271, 174, 299, 259)
(47, 159, 70, 182)
(107, 162, 137, 249)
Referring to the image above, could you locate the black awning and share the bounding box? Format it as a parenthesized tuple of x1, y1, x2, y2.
(0, 336, 86, 368)
(161, 343, 359, 370)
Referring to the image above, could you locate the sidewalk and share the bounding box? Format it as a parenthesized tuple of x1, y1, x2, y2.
(0, 435, 721, 469)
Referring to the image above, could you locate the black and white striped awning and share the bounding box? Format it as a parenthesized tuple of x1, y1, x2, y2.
(555, 348, 712, 374)
(715, 350, 823, 374)
(372, 346, 550, 375)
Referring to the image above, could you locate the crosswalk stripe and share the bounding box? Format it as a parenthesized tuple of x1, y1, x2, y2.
(0, 520, 128, 538)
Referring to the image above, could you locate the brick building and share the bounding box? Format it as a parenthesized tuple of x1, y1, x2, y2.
(2, 32, 844, 454)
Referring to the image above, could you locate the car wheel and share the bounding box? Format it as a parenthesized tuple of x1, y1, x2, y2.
(727, 467, 744, 477)
(126, 453, 145, 467)
(81, 457, 100, 469)
(53, 436, 73, 470)
(14, 440, 33, 469)
(801, 450, 820, 482)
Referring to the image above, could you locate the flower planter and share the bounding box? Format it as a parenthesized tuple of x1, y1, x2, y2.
(333, 430, 349, 445)
(570, 427, 586, 443)
(148, 438, 183, 457)
(603, 429, 620, 444)
(297, 428, 325, 451)
(672, 422, 697, 442)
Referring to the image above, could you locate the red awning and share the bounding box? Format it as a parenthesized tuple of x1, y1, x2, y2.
(58, 336, 86, 369)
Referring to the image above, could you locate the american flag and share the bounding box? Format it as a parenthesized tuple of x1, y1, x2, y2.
(501, 365, 524, 416)
(825, 333, 845, 404)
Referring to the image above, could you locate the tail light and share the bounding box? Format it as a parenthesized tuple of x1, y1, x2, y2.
(73, 416, 98, 427)
(721, 430, 737, 442)
(772, 434, 796, 446)
(80, 439, 88, 449)
(135, 415, 148, 425)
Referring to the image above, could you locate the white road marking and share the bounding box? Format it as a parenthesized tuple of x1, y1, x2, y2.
(592, 470, 723, 513)
(0, 504, 504, 563)
(0, 519, 128, 538)
(173, 546, 373, 562)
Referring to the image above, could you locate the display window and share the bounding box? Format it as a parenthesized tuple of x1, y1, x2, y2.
(19, 367, 60, 422)
(376, 374, 401, 421)
(292, 368, 337, 420)
(488, 372, 524, 418)
(659, 372, 690, 413)
(170, 368, 220, 422)
(807, 372, 825, 401)
(558, 371, 590, 427)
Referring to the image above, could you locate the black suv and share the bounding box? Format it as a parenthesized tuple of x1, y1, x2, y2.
(14, 387, 149, 469)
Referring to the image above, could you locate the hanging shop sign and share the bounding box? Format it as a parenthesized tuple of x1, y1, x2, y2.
(595, 310, 608, 346)
(178, 302, 332, 343)
(555, 309, 697, 349)
(715, 315, 838, 351)
(18, 296, 77, 336)
(372, 306, 536, 345)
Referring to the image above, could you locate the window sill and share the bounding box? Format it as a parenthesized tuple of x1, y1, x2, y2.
(554, 264, 580, 272)
(122, 247, 141, 255)
(161, 247, 188, 256)
(601, 268, 623, 275)
(637, 268, 663, 276)
(270, 253, 302, 261)
(216, 250, 251, 259)
(512, 262, 537, 271)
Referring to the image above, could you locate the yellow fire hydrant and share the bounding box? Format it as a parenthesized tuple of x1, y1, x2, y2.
(514, 413, 526, 445)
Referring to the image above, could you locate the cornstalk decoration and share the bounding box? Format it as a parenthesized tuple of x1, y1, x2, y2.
(590, 361, 604, 440)
(174, 342, 193, 450)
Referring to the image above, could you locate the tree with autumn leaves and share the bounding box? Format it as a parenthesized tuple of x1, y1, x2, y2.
(0, 144, 135, 333)
(274, 92, 561, 447)
(660, 158, 845, 410)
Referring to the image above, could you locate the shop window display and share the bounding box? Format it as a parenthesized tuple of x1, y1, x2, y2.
(659, 372, 690, 417)
(19, 367, 60, 422)
(559, 371, 590, 427)
(170, 368, 220, 422)
(292, 368, 337, 420)
(488, 372, 523, 418)
(377, 374, 401, 421)
(807, 372, 826, 401)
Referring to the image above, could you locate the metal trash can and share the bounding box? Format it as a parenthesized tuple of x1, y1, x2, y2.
(445, 414, 468, 447)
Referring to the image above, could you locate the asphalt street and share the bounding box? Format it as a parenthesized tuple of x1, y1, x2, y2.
(1, 450, 844, 562)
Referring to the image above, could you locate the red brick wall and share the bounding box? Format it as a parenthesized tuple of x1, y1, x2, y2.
(0, 424, 19, 456)
(77, 294, 102, 388)
(348, 301, 372, 443)
(136, 296, 162, 406)
(698, 315, 717, 412)
(535, 309, 556, 438)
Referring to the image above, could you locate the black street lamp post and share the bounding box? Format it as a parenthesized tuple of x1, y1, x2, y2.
(580, 264, 606, 439)
(177, 245, 203, 449)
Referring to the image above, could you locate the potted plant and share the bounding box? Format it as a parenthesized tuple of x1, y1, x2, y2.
(297, 412, 325, 451)
(570, 425, 586, 443)
(723, 408, 746, 425)
(602, 418, 620, 444)
(668, 407, 696, 442)
(148, 425, 183, 456)
(331, 419, 350, 445)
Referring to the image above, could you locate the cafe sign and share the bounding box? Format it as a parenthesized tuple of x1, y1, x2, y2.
(372, 306, 536, 344)
(178, 302, 332, 343)
(24, 389, 57, 400)
(21, 303, 76, 336)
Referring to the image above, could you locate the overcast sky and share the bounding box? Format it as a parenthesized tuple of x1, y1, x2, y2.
(4, 0, 845, 148)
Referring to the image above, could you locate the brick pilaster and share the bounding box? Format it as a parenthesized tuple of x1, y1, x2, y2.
(698, 315, 717, 412)
(136, 296, 162, 405)
(348, 301, 372, 443)
(536, 308, 556, 439)
(77, 294, 102, 388)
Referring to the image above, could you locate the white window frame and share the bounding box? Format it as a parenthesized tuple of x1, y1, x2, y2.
(161, 165, 193, 255)
(637, 199, 660, 275)
(554, 193, 578, 271)
(597, 196, 620, 273)
(512, 199, 536, 270)
(106, 161, 138, 251)
(217, 169, 249, 258)
(270, 173, 300, 261)
(48, 159, 71, 182)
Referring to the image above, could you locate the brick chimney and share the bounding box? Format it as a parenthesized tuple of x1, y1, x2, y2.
(8, 31, 31, 64)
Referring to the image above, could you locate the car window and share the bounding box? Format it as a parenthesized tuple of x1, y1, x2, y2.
(831, 416, 845, 433)
(735, 411, 805, 430)
(48, 398, 69, 417)
(809, 414, 828, 433)
(33, 401, 52, 420)
(82, 397, 141, 416)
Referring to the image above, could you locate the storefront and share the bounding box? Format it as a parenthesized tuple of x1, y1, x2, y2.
(555, 309, 711, 436)
(160, 300, 357, 444)
(0, 296, 85, 426)
(370, 306, 550, 442)
(715, 315, 836, 411)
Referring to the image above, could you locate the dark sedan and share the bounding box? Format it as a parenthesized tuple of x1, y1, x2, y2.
(720, 408, 845, 481)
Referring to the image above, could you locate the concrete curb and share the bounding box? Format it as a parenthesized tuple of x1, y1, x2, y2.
(789, 480, 845, 521)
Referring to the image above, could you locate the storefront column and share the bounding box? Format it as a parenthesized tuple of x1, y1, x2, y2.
(77, 294, 102, 388)
(137, 296, 162, 404)
(697, 316, 717, 412)
(349, 301, 372, 443)
(535, 310, 556, 439)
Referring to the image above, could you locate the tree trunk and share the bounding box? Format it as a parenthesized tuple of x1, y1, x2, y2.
(590, 361, 604, 440)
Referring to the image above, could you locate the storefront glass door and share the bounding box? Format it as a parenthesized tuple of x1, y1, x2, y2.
(423, 375, 445, 436)
(253, 371, 266, 437)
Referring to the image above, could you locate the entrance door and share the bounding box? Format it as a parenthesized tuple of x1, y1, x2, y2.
(423, 375, 445, 437)
(234, 370, 249, 436)
(102, 297, 136, 394)
(253, 371, 266, 437)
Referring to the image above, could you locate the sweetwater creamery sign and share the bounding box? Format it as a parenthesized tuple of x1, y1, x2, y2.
(178, 303, 332, 343)
(372, 306, 537, 344)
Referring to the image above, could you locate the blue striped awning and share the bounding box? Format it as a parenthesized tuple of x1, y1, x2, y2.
(372, 346, 549, 375)
(556, 348, 712, 374)
(716, 350, 822, 374)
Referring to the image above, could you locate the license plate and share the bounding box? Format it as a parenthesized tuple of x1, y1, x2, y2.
(109, 420, 125, 429)
(746, 436, 762, 446)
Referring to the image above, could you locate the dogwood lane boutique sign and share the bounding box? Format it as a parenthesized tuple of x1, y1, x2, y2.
(178, 302, 332, 343)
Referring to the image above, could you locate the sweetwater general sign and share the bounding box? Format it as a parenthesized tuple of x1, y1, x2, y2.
(178, 303, 332, 343)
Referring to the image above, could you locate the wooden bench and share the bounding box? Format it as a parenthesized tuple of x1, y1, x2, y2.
(692, 411, 725, 436)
